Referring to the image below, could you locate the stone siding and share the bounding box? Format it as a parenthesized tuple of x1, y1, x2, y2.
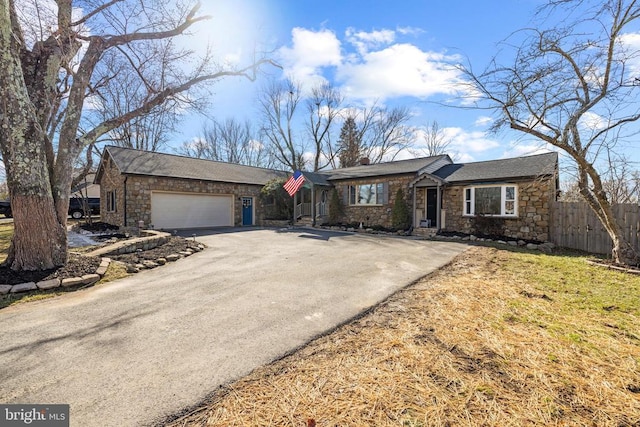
(99, 153, 126, 227)
(441, 177, 555, 242)
(333, 174, 414, 228)
(98, 152, 266, 228)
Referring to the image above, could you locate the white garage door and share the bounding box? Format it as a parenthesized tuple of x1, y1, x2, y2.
(151, 192, 233, 229)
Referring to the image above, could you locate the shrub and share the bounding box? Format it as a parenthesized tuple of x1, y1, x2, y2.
(328, 188, 344, 223)
(260, 178, 293, 220)
(391, 188, 411, 230)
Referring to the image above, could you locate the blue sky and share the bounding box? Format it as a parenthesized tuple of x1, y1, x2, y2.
(174, 0, 639, 169)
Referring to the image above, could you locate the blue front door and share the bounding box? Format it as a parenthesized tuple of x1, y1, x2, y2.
(241, 197, 253, 226)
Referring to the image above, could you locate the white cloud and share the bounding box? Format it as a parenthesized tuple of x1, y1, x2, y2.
(443, 128, 501, 153)
(474, 116, 494, 127)
(500, 142, 554, 159)
(345, 28, 395, 55)
(396, 26, 425, 37)
(278, 26, 468, 104)
(336, 43, 464, 101)
(579, 111, 607, 131)
(278, 27, 342, 86)
(618, 32, 640, 77)
(410, 126, 501, 162)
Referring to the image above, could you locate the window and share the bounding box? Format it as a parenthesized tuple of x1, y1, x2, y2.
(106, 190, 117, 212)
(463, 185, 517, 216)
(348, 183, 386, 205)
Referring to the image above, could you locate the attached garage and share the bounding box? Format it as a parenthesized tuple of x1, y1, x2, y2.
(151, 192, 233, 229)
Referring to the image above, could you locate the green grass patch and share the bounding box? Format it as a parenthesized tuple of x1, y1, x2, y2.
(0, 223, 13, 262)
(496, 247, 640, 354)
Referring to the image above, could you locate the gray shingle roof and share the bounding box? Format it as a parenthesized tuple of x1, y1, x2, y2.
(104, 146, 288, 185)
(301, 171, 331, 186)
(323, 155, 450, 180)
(433, 152, 558, 183)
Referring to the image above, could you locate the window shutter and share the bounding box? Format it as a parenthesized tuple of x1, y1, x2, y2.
(382, 182, 389, 205)
(342, 185, 349, 205)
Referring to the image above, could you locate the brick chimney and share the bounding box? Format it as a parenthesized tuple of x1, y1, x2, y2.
(359, 157, 370, 165)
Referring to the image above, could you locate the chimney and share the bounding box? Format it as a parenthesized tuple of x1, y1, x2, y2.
(359, 157, 370, 166)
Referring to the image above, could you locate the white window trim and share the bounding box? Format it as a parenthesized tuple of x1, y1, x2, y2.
(463, 184, 518, 217)
(349, 183, 385, 206)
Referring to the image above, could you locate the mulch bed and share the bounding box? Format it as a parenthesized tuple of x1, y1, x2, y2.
(1, 219, 203, 285)
(108, 237, 203, 264)
(0, 253, 101, 285)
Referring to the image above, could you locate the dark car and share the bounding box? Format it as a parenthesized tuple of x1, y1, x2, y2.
(68, 197, 100, 219)
(0, 198, 100, 219)
(0, 201, 11, 218)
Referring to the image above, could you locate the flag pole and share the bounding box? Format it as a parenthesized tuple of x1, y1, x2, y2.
(293, 190, 297, 226)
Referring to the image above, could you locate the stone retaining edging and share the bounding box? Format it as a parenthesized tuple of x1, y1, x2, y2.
(85, 229, 172, 257)
(0, 257, 112, 296)
(121, 243, 205, 274)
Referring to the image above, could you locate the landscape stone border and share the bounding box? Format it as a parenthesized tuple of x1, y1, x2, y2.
(85, 229, 171, 257)
(318, 225, 557, 253)
(0, 257, 112, 295)
(121, 243, 205, 274)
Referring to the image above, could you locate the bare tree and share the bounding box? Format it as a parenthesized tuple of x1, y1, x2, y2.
(463, 0, 640, 265)
(87, 51, 181, 152)
(0, 1, 274, 271)
(177, 118, 273, 167)
(259, 79, 306, 171)
(306, 83, 343, 171)
(358, 104, 413, 163)
(415, 120, 454, 157)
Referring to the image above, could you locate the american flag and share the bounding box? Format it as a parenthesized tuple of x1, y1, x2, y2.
(283, 171, 305, 196)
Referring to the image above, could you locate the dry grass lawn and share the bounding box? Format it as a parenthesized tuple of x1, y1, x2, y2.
(167, 245, 640, 427)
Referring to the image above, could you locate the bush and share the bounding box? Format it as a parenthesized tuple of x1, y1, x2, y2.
(391, 188, 411, 230)
(471, 215, 506, 238)
(328, 188, 344, 223)
(260, 178, 293, 220)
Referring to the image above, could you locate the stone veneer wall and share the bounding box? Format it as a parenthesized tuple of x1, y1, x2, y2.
(333, 174, 415, 228)
(440, 177, 556, 242)
(99, 153, 126, 227)
(124, 176, 266, 228)
(98, 154, 267, 228)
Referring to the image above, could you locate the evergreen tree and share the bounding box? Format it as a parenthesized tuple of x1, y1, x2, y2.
(337, 116, 361, 168)
(391, 188, 411, 231)
(328, 188, 344, 224)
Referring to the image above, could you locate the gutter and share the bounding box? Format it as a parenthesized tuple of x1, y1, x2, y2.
(123, 176, 128, 227)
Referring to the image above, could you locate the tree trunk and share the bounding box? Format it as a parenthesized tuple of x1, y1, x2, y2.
(6, 194, 67, 271)
(3, 128, 68, 271)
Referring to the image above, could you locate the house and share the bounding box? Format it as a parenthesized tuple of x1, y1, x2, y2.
(95, 146, 558, 242)
(94, 146, 288, 229)
(295, 152, 558, 242)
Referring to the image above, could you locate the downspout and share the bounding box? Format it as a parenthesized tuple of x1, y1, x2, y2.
(436, 182, 442, 231)
(411, 184, 416, 228)
(123, 176, 128, 228)
(311, 183, 316, 226)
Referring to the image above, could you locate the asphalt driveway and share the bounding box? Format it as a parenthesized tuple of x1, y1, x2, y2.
(0, 228, 466, 426)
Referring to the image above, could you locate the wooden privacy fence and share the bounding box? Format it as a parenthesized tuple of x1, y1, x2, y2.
(549, 202, 640, 255)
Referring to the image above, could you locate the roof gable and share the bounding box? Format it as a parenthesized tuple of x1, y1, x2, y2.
(102, 146, 288, 185)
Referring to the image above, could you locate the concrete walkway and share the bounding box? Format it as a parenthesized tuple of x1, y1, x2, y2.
(0, 228, 466, 426)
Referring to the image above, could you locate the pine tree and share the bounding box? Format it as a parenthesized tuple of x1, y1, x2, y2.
(391, 188, 411, 231)
(328, 188, 344, 224)
(337, 116, 361, 168)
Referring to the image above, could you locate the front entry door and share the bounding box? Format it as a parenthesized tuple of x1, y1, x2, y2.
(426, 189, 437, 227)
(241, 197, 253, 226)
